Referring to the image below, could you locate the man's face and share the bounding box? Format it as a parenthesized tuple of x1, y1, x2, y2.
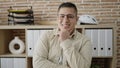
(57, 7, 78, 33)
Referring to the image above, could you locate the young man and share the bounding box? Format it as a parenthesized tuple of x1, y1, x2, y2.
(33, 2, 92, 68)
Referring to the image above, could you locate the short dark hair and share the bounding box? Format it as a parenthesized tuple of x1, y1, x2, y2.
(58, 2, 78, 15)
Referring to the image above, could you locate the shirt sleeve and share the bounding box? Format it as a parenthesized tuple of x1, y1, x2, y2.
(60, 36, 92, 68)
(33, 31, 69, 68)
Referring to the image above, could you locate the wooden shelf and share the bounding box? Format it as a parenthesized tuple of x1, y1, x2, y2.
(0, 53, 26, 58)
(93, 56, 113, 58)
(0, 23, 116, 29)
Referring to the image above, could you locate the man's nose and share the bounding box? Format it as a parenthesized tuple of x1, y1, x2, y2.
(63, 16, 69, 23)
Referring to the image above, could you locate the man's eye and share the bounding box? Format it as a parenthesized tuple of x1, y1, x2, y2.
(68, 15, 74, 18)
(60, 15, 64, 18)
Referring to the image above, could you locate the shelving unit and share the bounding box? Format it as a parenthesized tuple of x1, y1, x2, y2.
(0, 23, 117, 68)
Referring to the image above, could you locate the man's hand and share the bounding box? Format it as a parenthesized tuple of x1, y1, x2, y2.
(58, 29, 70, 42)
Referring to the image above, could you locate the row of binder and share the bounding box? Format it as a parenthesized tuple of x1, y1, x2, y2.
(26, 29, 113, 57)
(0, 58, 26, 68)
(85, 29, 113, 57)
(26, 29, 52, 57)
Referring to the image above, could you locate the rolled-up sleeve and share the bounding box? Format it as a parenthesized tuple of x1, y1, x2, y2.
(60, 37, 92, 68)
(33, 31, 69, 68)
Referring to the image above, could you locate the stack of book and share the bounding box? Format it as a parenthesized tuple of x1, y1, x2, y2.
(8, 6, 34, 25)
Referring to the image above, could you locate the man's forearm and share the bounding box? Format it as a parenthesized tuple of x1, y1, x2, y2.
(60, 39, 92, 68)
(33, 55, 70, 68)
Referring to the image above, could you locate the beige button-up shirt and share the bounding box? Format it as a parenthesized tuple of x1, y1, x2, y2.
(33, 28, 92, 68)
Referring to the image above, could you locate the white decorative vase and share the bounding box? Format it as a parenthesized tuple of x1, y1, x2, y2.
(9, 36, 25, 54)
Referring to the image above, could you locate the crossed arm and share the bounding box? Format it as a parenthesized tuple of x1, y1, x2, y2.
(33, 31, 92, 68)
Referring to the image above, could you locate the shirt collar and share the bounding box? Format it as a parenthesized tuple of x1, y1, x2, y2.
(53, 28, 77, 39)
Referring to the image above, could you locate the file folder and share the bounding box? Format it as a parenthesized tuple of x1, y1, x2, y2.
(27, 30, 34, 57)
(98, 29, 106, 56)
(1, 58, 14, 68)
(106, 29, 113, 56)
(92, 29, 99, 57)
(14, 58, 26, 68)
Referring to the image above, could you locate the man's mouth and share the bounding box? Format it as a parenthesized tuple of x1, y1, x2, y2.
(62, 24, 70, 28)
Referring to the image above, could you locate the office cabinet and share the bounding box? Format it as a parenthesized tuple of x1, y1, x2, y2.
(0, 23, 116, 68)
